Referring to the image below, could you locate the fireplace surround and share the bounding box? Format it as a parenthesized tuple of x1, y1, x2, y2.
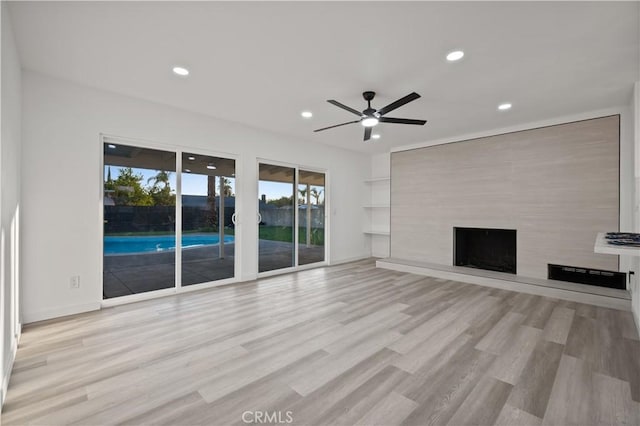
(390, 116, 620, 280)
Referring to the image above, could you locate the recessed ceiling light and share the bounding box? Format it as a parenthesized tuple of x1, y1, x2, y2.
(172, 66, 189, 76)
(371, 134, 381, 139)
(446, 50, 464, 61)
(184, 169, 191, 173)
(362, 117, 379, 127)
(187, 156, 195, 161)
(206, 164, 217, 170)
(107, 144, 116, 149)
(301, 111, 313, 118)
(498, 103, 512, 111)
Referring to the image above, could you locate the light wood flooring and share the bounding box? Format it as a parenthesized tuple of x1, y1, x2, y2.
(3, 259, 640, 425)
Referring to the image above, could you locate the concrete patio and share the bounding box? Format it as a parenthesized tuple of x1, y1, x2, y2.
(103, 240, 324, 299)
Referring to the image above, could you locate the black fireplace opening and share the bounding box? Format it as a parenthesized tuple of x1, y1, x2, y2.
(454, 227, 517, 274)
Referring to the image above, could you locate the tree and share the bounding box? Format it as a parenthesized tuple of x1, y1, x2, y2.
(107, 167, 153, 206)
(147, 170, 176, 206)
(221, 177, 234, 197)
(310, 187, 324, 205)
(268, 195, 294, 207)
(147, 170, 171, 190)
(298, 187, 308, 205)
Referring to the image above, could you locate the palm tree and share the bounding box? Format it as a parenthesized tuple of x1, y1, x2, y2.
(299, 187, 308, 204)
(147, 170, 171, 190)
(221, 177, 233, 197)
(311, 187, 323, 205)
(147, 170, 175, 206)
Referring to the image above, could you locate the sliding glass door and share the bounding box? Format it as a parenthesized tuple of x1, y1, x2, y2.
(103, 144, 177, 298)
(298, 170, 325, 265)
(102, 142, 325, 298)
(103, 140, 237, 299)
(181, 153, 236, 285)
(258, 164, 296, 272)
(258, 162, 326, 274)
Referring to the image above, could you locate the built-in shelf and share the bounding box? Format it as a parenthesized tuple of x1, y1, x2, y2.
(365, 176, 391, 249)
(364, 230, 390, 236)
(364, 177, 390, 183)
(594, 232, 640, 257)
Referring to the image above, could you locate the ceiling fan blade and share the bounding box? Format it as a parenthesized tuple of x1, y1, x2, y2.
(314, 120, 360, 132)
(364, 127, 372, 141)
(379, 117, 427, 125)
(327, 100, 363, 117)
(377, 92, 421, 116)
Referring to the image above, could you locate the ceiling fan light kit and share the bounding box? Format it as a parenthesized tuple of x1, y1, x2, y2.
(314, 91, 427, 141)
(361, 117, 379, 127)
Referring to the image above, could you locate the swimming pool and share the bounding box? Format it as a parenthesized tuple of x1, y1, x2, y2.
(104, 234, 235, 255)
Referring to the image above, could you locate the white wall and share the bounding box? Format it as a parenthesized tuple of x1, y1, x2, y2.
(21, 71, 370, 323)
(1, 2, 22, 406)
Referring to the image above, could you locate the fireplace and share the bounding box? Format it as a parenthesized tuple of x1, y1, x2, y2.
(454, 227, 517, 274)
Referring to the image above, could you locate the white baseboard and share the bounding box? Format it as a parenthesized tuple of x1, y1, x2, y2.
(240, 272, 258, 282)
(2, 330, 19, 408)
(378, 259, 632, 311)
(329, 254, 371, 266)
(23, 302, 101, 324)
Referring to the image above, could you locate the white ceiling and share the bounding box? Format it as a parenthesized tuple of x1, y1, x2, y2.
(8, 1, 640, 153)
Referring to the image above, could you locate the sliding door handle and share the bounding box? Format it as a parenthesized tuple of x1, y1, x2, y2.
(257, 212, 262, 224)
(231, 213, 237, 225)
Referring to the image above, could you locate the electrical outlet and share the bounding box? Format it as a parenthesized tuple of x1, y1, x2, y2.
(70, 275, 80, 289)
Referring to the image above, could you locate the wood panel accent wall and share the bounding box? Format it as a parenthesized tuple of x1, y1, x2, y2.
(390, 115, 620, 279)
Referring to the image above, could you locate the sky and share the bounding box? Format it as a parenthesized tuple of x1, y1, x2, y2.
(105, 166, 323, 202)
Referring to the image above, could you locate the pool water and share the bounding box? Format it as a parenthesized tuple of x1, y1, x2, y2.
(104, 234, 234, 255)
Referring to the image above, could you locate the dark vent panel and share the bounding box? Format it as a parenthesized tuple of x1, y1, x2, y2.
(548, 264, 625, 290)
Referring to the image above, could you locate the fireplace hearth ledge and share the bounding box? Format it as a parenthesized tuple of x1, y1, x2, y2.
(376, 257, 631, 311)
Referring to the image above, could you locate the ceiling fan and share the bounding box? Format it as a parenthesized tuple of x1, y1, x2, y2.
(314, 91, 427, 141)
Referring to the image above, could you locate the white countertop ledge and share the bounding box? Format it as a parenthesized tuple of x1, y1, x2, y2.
(594, 232, 640, 256)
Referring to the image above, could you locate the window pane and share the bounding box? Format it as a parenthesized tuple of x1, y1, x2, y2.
(258, 164, 295, 272)
(298, 170, 325, 265)
(103, 143, 176, 299)
(181, 153, 236, 285)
